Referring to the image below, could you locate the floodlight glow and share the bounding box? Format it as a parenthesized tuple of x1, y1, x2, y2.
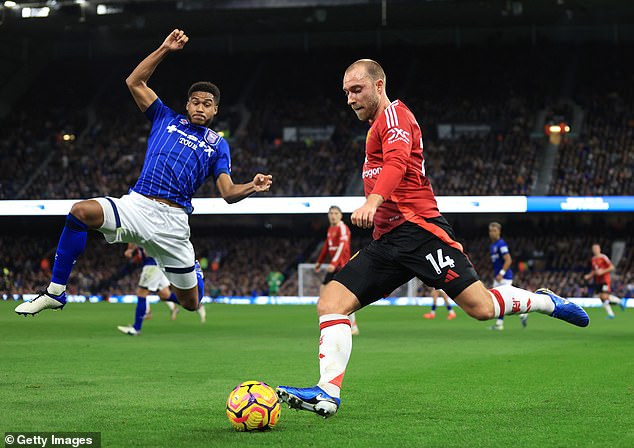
(548, 125, 562, 133)
(4, 1, 17, 8)
(96, 4, 123, 15)
(22, 7, 50, 18)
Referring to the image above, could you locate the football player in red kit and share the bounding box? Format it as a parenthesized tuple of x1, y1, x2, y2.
(315, 206, 359, 335)
(277, 59, 589, 418)
(584, 243, 617, 318)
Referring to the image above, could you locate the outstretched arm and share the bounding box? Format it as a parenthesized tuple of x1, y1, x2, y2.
(126, 29, 189, 112)
(216, 173, 273, 204)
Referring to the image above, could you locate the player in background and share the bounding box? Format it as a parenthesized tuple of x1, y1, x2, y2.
(277, 59, 589, 419)
(267, 270, 284, 298)
(488, 222, 527, 330)
(16, 29, 272, 317)
(314, 206, 359, 335)
(583, 243, 617, 319)
(423, 288, 456, 320)
(117, 244, 206, 336)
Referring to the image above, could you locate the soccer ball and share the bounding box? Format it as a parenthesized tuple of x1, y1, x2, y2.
(226, 380, 281, 431)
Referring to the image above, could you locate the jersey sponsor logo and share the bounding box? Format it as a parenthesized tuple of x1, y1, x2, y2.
(362, 166, 382, 178)
(179, 118, 189, 125)
(387, 127, 411, 144)
(166, 123, 215, 156)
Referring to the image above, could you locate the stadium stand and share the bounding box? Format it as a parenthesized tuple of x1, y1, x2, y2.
(1, 45, 633, 300)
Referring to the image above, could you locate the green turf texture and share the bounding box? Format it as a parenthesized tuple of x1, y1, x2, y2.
(1, 301, 633, 447)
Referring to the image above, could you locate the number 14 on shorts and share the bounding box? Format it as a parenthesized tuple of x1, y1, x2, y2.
(425, 249, 455, 275)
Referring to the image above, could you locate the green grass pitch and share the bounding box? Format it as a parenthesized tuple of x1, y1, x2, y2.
(1, 301, 633, 447)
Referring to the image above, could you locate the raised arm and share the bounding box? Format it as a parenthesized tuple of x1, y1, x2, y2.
(216, 173, 273, 204)
(125, 29, 189, 112)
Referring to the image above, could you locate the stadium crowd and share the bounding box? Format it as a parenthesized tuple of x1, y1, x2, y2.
(0, 233, 315, 299)
(2, 227, 633, 300)
(4, 47, 632, 200)
(1, 46, 633, 302)
(549, 46, 634, 195)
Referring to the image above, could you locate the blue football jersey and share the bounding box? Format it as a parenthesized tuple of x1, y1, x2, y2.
(136, 247, 157, 267)
(131, 98, 231, 213)
(490, 238, 513, 279)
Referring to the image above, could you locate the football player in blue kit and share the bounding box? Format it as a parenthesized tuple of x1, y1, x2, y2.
(16, 29, 272, 316)
(487, 222, 527, 330)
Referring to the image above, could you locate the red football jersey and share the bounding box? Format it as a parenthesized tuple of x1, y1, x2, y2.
(591, 254, 613, 285)
(363, 100, 441, 240)
(316, 221, 351, 271)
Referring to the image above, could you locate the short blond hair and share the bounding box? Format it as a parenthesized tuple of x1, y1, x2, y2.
(346, 59, 386, 84)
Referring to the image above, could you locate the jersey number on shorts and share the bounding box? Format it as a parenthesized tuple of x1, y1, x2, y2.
(425, 249, 455, 275)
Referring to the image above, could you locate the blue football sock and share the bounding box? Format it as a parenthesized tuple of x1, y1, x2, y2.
(134, 297, 147, 331)
(446, 304, 453, 311)
(431, 303, 437, 311)
(51, 214, 88, 286)
(166, 292, 179, 304)
(197, 275, 205, 304)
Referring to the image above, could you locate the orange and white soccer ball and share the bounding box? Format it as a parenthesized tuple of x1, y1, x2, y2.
(226, 381, 281, 431)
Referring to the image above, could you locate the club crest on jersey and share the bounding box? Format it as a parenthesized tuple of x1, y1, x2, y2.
(387, 127, 411, 144)
(204, 129, 220, 145)
(179, 118, 189, 125)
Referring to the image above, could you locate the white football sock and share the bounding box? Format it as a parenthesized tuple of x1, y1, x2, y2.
(47, 282, 65, 296)
(490, 285, 555, 318)
(602, 300, 615, 317)
(608, 294, 620, 305)
(165, 301, 176, 311)
(317, 314, 352, 399)
(198, 304, 207, 322)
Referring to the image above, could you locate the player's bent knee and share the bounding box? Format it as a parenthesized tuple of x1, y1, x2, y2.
(172, 288, 198, 311)
(462, 303, 495, 321)
(474, 309, 495, 321)
(454, 282, 496, 320)
(181, 302, 198, 312)
(316, 297, 343, 316)
(69, 200, 104, 229)
(178, 295, 198, 311)
(316, 281, 359, 316)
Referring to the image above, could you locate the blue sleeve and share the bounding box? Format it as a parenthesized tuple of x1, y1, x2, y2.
(144, 97, 174, 124)
(213, 138, 232, 179)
